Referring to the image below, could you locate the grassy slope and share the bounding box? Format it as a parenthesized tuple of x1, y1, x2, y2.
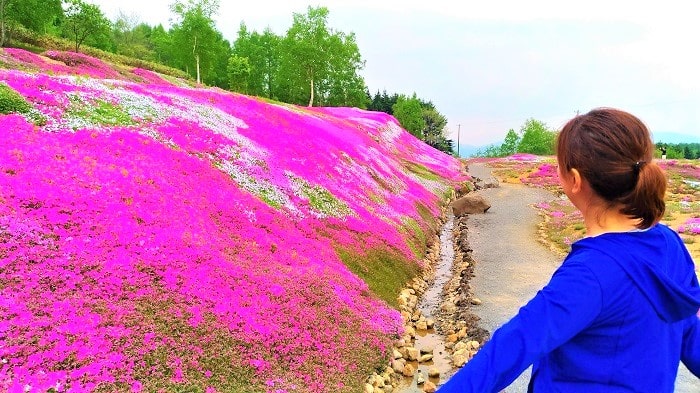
(0, 48, 468, 392)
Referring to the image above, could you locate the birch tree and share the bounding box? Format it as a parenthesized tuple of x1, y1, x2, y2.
(169, 0, 220, 85)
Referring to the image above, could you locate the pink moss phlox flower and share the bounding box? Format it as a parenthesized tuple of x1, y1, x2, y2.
(44, 51, 121, 79)
(131, 68, 173, 86)
(508, 153, 540, 162)
(678, 217, 700, 234)
(0, 51, 467, 392)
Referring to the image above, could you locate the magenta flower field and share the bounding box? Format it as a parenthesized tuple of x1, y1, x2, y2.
(0, 49, 467, 392)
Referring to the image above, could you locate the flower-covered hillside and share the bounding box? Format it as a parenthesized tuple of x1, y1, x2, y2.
(0, 49, 468, 393)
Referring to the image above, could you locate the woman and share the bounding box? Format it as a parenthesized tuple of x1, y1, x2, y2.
(438, 108, 700, 392)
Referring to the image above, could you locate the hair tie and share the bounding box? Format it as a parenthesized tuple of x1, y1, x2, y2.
(633, 160, 646, 174)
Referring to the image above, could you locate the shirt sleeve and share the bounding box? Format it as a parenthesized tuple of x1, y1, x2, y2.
(437, 260, 603, 393)
(681, 314, 700, 376)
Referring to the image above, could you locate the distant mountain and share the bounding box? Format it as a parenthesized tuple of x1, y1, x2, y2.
(455, 144, 485, 158)
(652, 132, 700, 144)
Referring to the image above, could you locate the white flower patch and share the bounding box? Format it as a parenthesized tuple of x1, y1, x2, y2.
(376, 120, 404, 144)
(101, 84, 166, 123)
(358, 146, 407, 193)
(217, 160, 300, 215)
(285, 171, 354, 219)
(404, 171, 451, 196)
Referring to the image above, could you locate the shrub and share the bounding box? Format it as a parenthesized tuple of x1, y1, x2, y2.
(0, 82, 32, 115)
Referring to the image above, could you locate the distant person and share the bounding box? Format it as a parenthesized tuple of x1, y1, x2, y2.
(437, 108, 700, 393)
(661, 146, 668, 160)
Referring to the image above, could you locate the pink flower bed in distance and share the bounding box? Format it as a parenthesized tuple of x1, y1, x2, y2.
(678, 217, 700, 235)
(0, 53, 468, 392)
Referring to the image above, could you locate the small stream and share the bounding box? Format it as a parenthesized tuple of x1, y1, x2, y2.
(395, 214, 456, 392)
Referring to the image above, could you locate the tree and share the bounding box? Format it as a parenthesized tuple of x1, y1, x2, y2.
(500, 129, 520, 156)
(149, 24, 173, 64)
(422, 107, 447, 144)
(392, 94, 426, 138)
(227, 55, 250, 93)
(169, 0, 222, 84)
(232, 24, 281, 98)
(111, 12, 153, 59)
(517, 118, 556, 155)
(276, 6, 367, 107)
(1, 0, 62, 45)
(368, 90, 398, 114)
(61, 0, 111, 52)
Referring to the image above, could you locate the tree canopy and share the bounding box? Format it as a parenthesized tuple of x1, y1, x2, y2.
(275, 6, 367, 108)
(61, 0, 112, 52)
(475, 119, 557, 157)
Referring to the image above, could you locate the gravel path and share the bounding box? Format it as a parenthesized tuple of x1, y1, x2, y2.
(462, 163, 698, 392)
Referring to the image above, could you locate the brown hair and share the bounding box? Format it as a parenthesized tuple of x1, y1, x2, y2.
(556, 108, 666, 228)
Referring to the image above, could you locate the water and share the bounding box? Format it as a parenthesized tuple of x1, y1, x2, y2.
(395, 215, 456, 392)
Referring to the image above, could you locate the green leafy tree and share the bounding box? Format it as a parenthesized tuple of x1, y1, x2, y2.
(500, 128, 520, 156)
(276, 6, 367, 107)
(227, 55, 251, 93)
(392, 94, 426, 138)
(111, 12, 154, 59)
(232, 23, 281, 98)
(475, 144, 503, 158)
(149, 24, 173, 64)
(61, 0, 111, 52)
(317, 31, 368, 108)
(169, 0, 223, 84)
(422, 107, 446, 143)
(1, 0, 62, 45)
(517, 118, 556, 155)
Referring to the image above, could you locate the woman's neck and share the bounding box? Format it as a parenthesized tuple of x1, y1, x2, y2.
(583, 204, 641, 237)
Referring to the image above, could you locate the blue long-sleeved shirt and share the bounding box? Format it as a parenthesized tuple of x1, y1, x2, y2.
(438, 223, 700, 392)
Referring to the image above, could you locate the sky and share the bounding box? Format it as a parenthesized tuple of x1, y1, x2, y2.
(88, 0, 700, 149)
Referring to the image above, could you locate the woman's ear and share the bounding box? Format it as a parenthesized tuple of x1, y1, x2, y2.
(569, 168, 583, 194)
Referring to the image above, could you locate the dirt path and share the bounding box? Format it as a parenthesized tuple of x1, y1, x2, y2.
(463, 163, 560, 392)
(458, 163, 698, 392)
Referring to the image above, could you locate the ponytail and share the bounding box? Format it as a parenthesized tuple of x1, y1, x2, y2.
(619, 161, 666, 228)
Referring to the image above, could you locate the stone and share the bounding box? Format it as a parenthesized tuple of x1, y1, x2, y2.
(428, 367, 440, 378)
(416, 371, 426, 385)
(391, 359, 405, 373)
(470, 297, 482, 305)
(406, 347, 420, 361)
(426, 318, 435, 329)
(364, 383, 374, 393)
(419, 354, 433, 363)
(402, 364, 416, 377)
(453, 353, 468, 367)
(452, 194, 491, 216)
(423, 381, 437, 392)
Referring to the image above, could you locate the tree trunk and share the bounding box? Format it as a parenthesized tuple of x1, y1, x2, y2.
(308, 78, 314, 107)
(1, 0, 6, 47)
(193, 35, 201, 85)
(196, 53, 201, 85)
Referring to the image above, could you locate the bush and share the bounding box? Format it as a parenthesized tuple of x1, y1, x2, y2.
(0, 83, 32, 114)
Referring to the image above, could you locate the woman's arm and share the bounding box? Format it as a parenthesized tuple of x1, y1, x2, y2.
(681, 314, 700, 376)
(437, 261, 603, 393)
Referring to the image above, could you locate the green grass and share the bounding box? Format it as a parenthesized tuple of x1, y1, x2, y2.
(336, 247, 419, 309)
(0, 82, 47, 125)
(67, 96, 135, 127)
(403, 161, 441, 181)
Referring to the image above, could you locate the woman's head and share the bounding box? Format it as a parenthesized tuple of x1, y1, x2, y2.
(556, 108, 666, 228)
